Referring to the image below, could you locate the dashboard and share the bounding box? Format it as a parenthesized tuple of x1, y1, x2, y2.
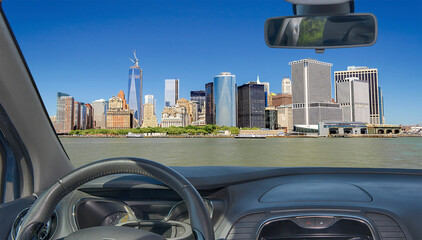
(9, 167, 422, 240)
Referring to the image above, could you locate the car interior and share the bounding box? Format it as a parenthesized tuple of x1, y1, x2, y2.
(0, 0, 421, 240)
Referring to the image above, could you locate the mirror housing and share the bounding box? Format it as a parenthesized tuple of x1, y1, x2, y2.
(265, 13, 377, 51)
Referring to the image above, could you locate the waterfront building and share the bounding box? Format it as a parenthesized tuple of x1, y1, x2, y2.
(265, 107, 278, 130)
(79, 103, 87, 130)
(80, 103, 87, 130)
(379, 87, 385, 124)
(161, 105, 187, 127)
(189, 101, 198, 124)
(144, 95, 154, 104)
(117, 90, 128, 110)
(141, 103, 158, 128)
(318, 121, 368, 136)
(336, 77, 370, 123)
(190, 90, 206, 113)
(55, 92, 74, 133)
(256, 76, 270, 107)
(176, 98, 190, 126)
(127, 52, 143, 127)
(237, 82, 265, 128)
(334, 66, 384, 124)
(282, 77, 292, 94)
(144, 95, 156, 115)
(165, 79, 179, 107)
(205, 82, 215, 125)
(270, 94, 292, 108)
(195, 111, 206, 125)
(214, 72, 236, 127)
(106, 91, 133, 129)
(91, 99, 108, 129)
(290, 59, 343, 126)
(176, 98, 199, 125)
(73, 102, 81, 130)
(85, 103, 94, 129)
(191, 119, 206, 126)
(277, 104, 293, 133)
(367, 124, 401, 134)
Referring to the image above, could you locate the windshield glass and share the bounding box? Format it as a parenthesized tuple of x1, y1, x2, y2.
(4, 0, 422, 169)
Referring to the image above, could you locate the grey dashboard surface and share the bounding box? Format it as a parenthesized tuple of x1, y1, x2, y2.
(79, 166, 422, 240)
(258, 182, 372, 203)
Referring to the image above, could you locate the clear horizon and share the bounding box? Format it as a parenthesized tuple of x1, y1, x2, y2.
(3, 0, 422, 125)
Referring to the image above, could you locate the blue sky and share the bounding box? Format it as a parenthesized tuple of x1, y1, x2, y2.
(2, 0, 422, 125)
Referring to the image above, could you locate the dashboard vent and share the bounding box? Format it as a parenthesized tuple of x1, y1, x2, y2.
(227, 212, 266, 240)
(366, 212, 407, 240)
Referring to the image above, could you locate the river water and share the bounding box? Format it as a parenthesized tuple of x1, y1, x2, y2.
(60, 137, 422, 169)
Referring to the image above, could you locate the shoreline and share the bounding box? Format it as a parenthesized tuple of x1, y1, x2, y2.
(58, 134, 422, 138)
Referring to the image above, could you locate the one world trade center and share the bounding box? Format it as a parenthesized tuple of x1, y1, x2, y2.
(128, 50, 142, 126)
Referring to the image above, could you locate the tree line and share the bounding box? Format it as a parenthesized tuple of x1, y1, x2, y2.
(66, 125, 256, 136)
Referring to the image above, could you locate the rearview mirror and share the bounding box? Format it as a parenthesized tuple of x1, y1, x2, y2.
(265, 13, 377, 50)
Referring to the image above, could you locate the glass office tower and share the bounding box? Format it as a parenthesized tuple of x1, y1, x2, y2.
(214, 72, 236, 127)
(56, 92, 74, 133)
(91, 99, 108, 129)
(237, 83, 265, 128)
(205, 82, 215, 125)
(190, 90, 206, 113)
(165, 79, 179, 107)
(128, 65, 142, 127)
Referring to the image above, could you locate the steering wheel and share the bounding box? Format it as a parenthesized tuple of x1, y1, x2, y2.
(15, 157, 215, 240)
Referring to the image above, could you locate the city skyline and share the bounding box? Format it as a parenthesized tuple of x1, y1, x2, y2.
(4, 0, 422, 125)
(52, 59, 384, 130)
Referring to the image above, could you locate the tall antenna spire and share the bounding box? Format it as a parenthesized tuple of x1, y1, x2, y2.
(257, 75, 260, 84)
(129, 49, 140, 67)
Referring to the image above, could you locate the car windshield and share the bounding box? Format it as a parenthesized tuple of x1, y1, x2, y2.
(3, 0, 422, 169)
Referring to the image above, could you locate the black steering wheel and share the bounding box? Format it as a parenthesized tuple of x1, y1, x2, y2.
(15, 157, 215, 240)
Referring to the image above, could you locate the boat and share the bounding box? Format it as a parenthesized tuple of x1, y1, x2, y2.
(127, 132, 144, 138)
(235, 134, 266, 139)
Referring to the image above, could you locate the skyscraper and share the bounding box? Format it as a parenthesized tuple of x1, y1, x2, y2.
(334, 66, 384, 124)
(237, 82, 265, 128)
(256, 76, 270, 107)
(85, 103, 94, 129)
(336, 77, 370, 123)
(127, 51, 142, 127)
(205, 82, 215, 125)
(91, 99, 108, 129)
(379, 87, 385, 124)
(80, 103, 87, 130)
(55, 92, 74, 133)
(282, 77, 292, 94)
(290, 59, 342, 126)
(145, 95, 154, 104)
(73, 101, 81, 130)
(190, 90, 206, 113)
(214, 72, 236, 127)
(141, 103, 158, 128)
(145, 95, 156, 115)
(165, 79, 179, 107)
